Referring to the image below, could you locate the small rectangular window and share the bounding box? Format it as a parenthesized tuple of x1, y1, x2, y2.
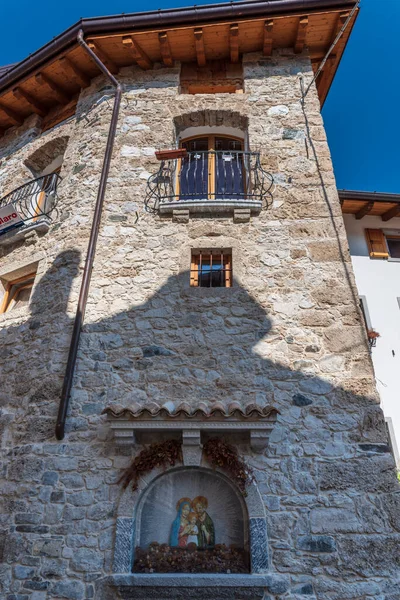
(180, 60, 243, 94)
(386, 236, 400, 259)
(190, 249, 232, 288)
(0, 269, 37, 313)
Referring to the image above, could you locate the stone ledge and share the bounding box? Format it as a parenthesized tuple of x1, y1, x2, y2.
(104, 574, 289, 599)
(0, 217, 51, 246)
(159, 199, 262, 215)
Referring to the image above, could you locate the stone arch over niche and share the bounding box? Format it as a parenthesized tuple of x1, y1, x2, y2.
(24, 135, 69, 176)
(173, 110, 249, 140)
(113, 466, 269, 576)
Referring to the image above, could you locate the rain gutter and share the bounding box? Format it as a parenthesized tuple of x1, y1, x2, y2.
(55, 30, 122, 440)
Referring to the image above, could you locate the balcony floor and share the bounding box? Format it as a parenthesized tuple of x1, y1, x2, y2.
(158, 198, 263, 214)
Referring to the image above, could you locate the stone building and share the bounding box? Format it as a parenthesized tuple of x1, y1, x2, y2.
(0, 1, 399, 599)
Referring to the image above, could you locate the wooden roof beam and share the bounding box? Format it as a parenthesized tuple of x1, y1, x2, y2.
(35, 72, 71, 104)
(158, 32, 174, 67)
(88, 41, 118, 74)
(263, 20, 274, 56)
(294, 16, 308, 54)
(382, 204, 400, 222)
(0, 100, 24, 126)
(194, 28, 206, 67)
(230, 24, 239, 64)
(60, 56, 91, 88)
(122, 36, 153, 70)
(331, 12, 350, 43)
(12, 86, 46, 118)
(355, 201, 374, 220)
(315, 54, 337, 105)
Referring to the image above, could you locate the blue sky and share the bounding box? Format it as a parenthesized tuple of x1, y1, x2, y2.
(0, 0, 398, 193)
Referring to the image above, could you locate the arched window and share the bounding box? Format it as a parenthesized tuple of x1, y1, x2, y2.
(134, 468, 249, 574)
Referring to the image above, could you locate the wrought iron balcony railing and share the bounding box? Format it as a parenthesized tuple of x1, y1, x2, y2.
(145, 150, 273, 213)
(0, 172, 60, 236)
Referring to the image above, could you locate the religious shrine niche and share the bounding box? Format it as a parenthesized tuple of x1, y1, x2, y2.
(134, 468, 249, 574)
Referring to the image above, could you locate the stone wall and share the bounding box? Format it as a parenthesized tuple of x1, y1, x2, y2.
(0, 50, 399, 600)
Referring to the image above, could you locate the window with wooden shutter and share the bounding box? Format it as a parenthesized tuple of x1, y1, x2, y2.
(365, 229, 389, 259)
(190, 249, 232, 287)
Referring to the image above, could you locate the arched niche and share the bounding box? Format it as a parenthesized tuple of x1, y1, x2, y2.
(24, 135, 69, 177)
(135, 467, 249, 573)
(113, 466, 269, 576)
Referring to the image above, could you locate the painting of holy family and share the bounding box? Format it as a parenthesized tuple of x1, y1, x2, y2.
(170, 496, 215, 549)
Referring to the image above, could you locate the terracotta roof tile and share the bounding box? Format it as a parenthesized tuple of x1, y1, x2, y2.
(102, 401, 278, 420)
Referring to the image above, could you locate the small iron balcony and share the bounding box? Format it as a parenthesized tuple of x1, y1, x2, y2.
(0, 173, 60, 242)
(145, 150, 273, 214)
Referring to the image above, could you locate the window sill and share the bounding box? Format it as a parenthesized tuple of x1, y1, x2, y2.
(104, 573, 289, 599)
(0, 306, 30, 322)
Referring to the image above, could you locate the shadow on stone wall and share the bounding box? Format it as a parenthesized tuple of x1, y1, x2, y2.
(1, 251, 400, 595)
(0, 249, 80, 443)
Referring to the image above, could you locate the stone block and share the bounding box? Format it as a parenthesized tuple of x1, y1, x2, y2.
(310, 508, 361, 534)
(172, 209, 189, 223)
(40, 558, 67, 578)
(249, 518, 268, 573)
(33, 538, 62, 558)
(379, 493, 400, 532)
(70, 548, 103, 572)
(15, 513, 42, 525)
(338, 535, 400, 577)
(22, 581, 50, 591)
(297, 535, 336, 553)
(60, 474, 85, 489)
(113, 518, 135, 573)
(50, 490, 66, 503)
(319, 456, 398, 493)
(13, 565, 35, 579)
(87, 502, 114, 521)
(68, 491, 94, 506)
(51, 580, 85, 600)
(233, 209, 251, 223)
(292, 393, 313, 407)
(41, 472, 59, 486)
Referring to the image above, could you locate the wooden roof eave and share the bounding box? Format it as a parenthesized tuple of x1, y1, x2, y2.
(0, 0, 359, 134)
(340, 191, 400, 222)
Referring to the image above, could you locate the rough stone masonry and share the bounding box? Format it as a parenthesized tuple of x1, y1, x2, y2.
(0, 49, 399, 600)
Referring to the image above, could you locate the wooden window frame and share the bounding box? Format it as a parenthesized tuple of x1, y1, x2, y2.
(190, 249, 232, 288)
(177, 134, 244, 200)
(0, 273, 36, 314)
(33, 167, 61, 221)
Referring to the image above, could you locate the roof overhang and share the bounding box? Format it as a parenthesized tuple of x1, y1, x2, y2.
(340, 190, 400, 222)
(0, 0, 358, 135)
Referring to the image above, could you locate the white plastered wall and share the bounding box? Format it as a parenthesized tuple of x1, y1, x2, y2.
(344, 213, 400, 464)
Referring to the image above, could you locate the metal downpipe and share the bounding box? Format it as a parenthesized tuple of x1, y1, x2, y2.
(55, 30, 122, 440)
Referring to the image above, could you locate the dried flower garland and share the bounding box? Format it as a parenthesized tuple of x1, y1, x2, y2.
(119, 437, 253, 496)
(118, 439, 182, 490)
(203, 438, 254, 496)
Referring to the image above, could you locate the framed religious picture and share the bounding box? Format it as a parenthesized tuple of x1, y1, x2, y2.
(133, 468, 249, 573)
